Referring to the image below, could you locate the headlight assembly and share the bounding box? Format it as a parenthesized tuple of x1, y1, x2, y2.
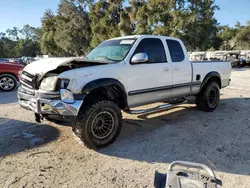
(40, 76, 58, 91)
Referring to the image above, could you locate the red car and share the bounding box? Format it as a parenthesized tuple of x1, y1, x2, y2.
(0, 62, 24, 91)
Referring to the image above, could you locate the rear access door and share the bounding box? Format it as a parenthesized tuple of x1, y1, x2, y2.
(165, 39, 192, 98)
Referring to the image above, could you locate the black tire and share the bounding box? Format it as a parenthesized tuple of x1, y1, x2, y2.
(0, 74, 17, 92)
(196, 82, 220, 112)
(73, 100, 122, 149)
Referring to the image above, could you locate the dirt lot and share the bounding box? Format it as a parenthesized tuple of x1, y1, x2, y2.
(0, 68, 250, 188)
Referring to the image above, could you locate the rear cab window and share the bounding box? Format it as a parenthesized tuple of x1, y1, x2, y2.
(166, 39, 185, 62)
(132, 38, 167, 64)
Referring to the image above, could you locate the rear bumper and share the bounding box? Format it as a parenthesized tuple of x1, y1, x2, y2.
(17, 87, 83, 117)
(221, 78, 231, 88)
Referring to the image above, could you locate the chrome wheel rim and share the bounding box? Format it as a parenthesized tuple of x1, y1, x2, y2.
(91, 111, 114, 139)
(0, 77, 15, 90)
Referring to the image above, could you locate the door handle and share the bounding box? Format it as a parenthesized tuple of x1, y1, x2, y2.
(163, 68, 169, 72)
(174, 67, 179, 71)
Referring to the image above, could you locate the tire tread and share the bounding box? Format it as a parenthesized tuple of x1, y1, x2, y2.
(73, 100, 122, 149)
(196, 82, 220, 112)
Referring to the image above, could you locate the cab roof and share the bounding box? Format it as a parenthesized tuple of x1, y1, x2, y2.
(109, 35, 179, 41)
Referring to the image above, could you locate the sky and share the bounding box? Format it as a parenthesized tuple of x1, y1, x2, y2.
(0, 0, 249, 33)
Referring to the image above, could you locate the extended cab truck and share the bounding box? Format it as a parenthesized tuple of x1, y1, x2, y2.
(18, 35, 231, 149)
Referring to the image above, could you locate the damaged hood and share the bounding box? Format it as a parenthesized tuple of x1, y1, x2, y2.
(23, 57, 84, 77)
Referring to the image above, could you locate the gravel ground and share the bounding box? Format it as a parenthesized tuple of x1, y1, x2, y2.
(0, 68, 250, 188)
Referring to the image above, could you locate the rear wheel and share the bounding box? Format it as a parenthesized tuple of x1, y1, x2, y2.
(196, 82, 220, 112)
(0, 74, 17, 92)
(73, 100, 122, 149)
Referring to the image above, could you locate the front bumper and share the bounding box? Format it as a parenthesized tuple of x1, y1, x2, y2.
(18, 87, 83, 117)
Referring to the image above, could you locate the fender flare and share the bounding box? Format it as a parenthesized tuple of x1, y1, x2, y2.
(81, 78, 128, 108)
(200, 71, 221, 90)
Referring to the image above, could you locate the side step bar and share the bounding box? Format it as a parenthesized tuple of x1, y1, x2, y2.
(125, 100, 187, 115)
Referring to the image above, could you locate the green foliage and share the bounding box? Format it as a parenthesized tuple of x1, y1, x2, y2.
(55, 0, 91, 56)
(147, 0, 177, 35)
(89, 0, 123, 48)
(119, 8, 134, 35)
(6, 27, 20, 41)
(0, 24, 40, 58)
(217, 25, 238, 50)
(40, 10, 65, 56)
(217, 22, 250, 50)
(235, 22, 250, 49)
(182, 0, 219, 51)
(15, 39, 40, 57)
(0, 43, 3, 57)
(1, 0, 250, 58)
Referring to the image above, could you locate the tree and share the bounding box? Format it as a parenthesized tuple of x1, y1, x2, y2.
(6, 27, 20, 41)
(15, 39, 40, 57)
(147, 0, 187, 37)
(181, 0, 219, 51)
(0, 32, 5, 57)
(89, 0, 123, 48)
(124, 0, 151, 35)
(217, 21, 250, 50)
(236, 21, 250, 49)
(0, 32, 17, 57)
(217, 25, 238, 50)
(3, 0, 246, 58)
(20, 24, 40, 41)
(0, 37, 17, 57)
(40, 9, 65, 56)
(54, 0, 91, 56)
(0, 41, 4, 57)
(119, 8, 134, 35)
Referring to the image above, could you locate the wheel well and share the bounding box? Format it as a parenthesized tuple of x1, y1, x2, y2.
(83, 85, 128, 110)
(202, 76, 221, 90)
(0, 72, 18, 81)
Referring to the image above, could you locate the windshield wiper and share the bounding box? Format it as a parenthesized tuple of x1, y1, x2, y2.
(95, 56, 116, 61)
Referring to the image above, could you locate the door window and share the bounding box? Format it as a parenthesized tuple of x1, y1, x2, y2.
(132, 38, 167, 63)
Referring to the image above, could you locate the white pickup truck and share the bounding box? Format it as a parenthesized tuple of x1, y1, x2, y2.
(18, 35, 231, 149)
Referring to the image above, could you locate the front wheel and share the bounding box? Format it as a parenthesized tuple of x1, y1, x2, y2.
(196, 82, 220, 112)
(73, 100, 123, 149)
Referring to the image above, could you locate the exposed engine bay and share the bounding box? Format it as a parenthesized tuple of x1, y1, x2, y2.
(20, 58, 109, 90)
(47, 60, 106, 76)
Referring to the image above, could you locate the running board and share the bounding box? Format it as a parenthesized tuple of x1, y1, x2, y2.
(125, 100, 187, 115)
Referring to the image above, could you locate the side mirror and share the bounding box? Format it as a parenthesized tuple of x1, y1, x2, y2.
(131, 53, 148, 64)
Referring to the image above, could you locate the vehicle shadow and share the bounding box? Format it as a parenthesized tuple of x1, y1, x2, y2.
(0, 118, 60, 157)
(0, 89, 18, 105)
(100, 97, 250, 176)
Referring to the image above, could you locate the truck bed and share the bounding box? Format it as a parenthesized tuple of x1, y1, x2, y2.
(192, 61, 231, 88)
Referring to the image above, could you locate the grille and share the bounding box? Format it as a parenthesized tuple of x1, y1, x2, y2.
(20, 71, 37, 89)
(18, 85, 35, 96)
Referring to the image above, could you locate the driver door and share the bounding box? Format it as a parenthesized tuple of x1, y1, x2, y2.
(125, 38, 173, 107)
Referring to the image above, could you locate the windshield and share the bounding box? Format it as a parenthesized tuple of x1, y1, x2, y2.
(86, 39, 135, 62)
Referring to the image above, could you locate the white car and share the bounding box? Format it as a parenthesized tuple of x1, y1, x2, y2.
(18, 35, 231, 149)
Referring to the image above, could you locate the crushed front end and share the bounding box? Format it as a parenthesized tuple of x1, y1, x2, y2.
(17, 71, 83, 122)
